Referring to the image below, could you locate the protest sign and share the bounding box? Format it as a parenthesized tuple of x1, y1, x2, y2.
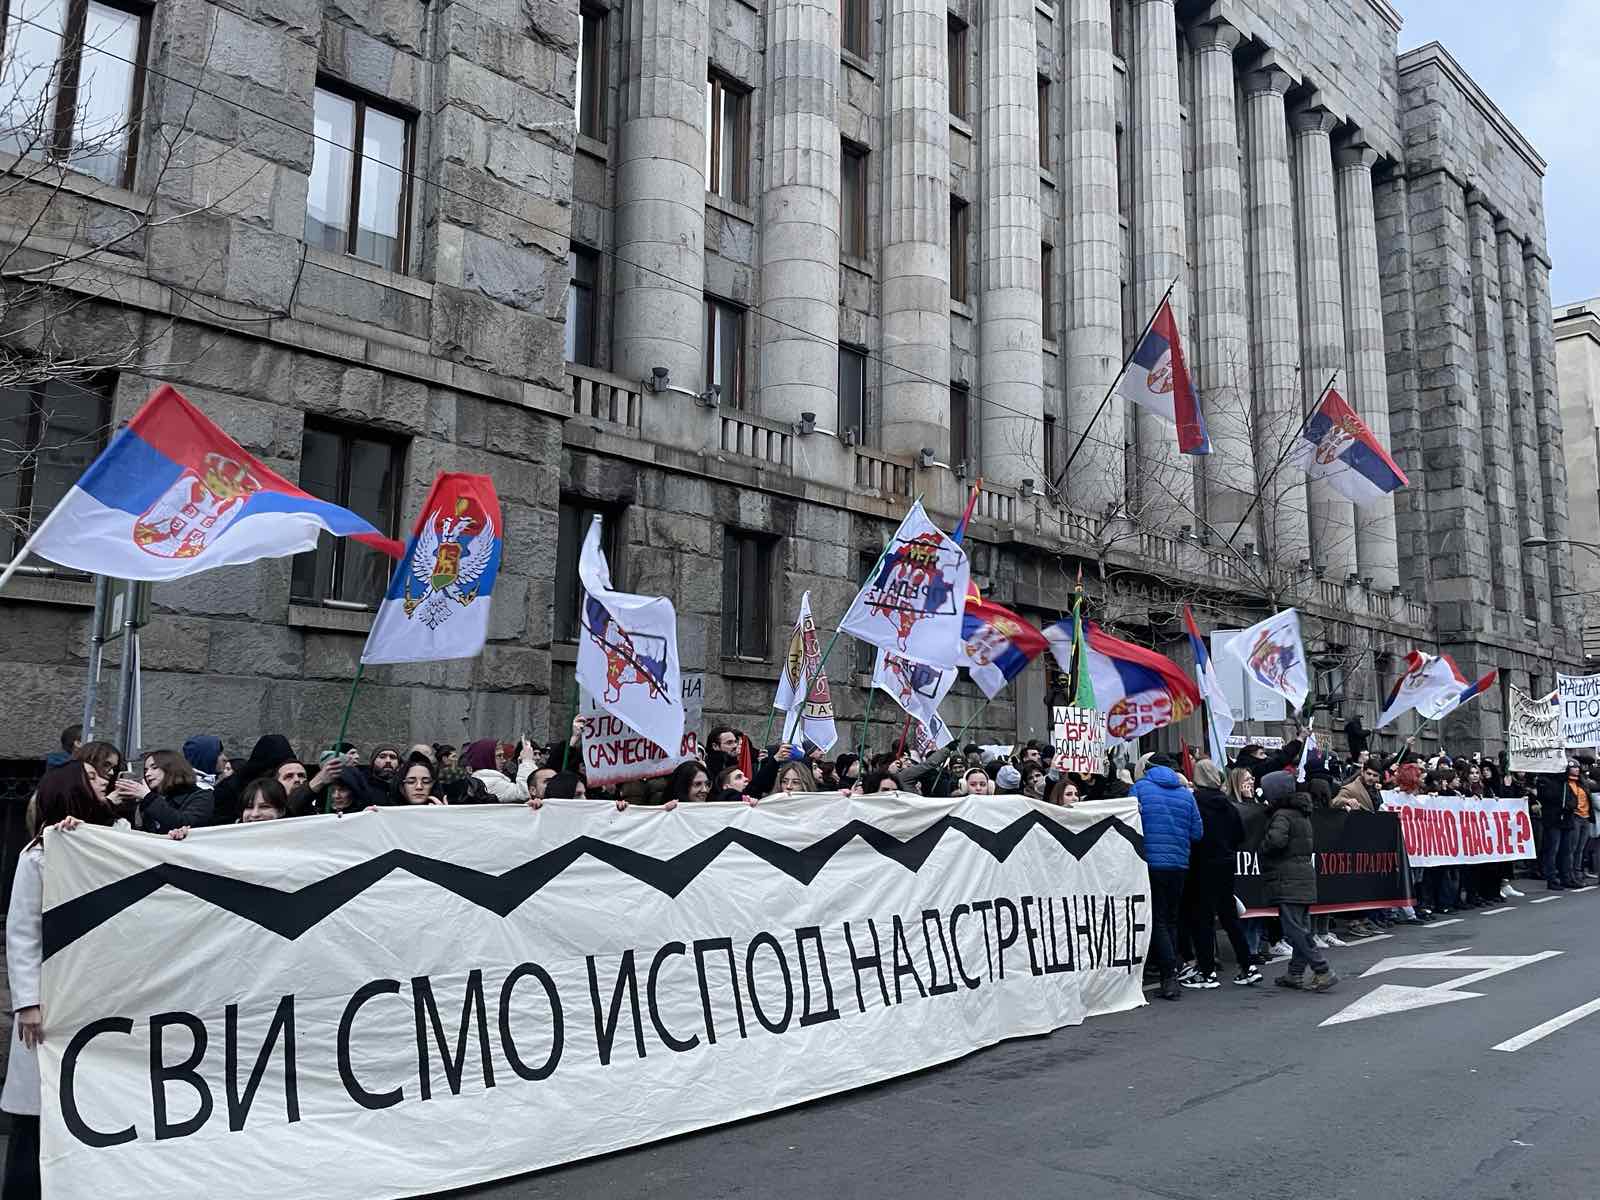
(39, 795, 1150, 1199)
(581, 673, 703, 787)
(1224, 734, 1284, 751)
(1507, 686, 1564, 773)
(1234, 808, 1410, 916)
(1379, 790, 1535, 868)
(1050, 706, 1107, 775)
(1558, 672, 1600, 747)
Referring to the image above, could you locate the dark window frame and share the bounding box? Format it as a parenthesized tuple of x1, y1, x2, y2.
(566, 242, 600, 366)
(289, 419, 406, 610)
(576, 4, 608, 141)
(555, 497, 623, 643)
(949, 196, 969, 303)
(721, 528, 776, 661)
(704, 294, 746, 409)
(1040, 240, 1055, 341)
(837, 343, 867, 441)
(706, 69, 749, 204)
(1037, 73, 1051, 171)
(308, 77, 417, 274)
(1043, 412, 1057, 485)
(0, 375, 113, 567)
(949, 383, 969, 469)
(841, 138, 868, 258)
(841, 0, 870, 58)
(946, 16, 968, 120)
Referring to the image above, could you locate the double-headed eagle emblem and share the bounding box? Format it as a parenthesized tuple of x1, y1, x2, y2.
(403, 498, 495, 629)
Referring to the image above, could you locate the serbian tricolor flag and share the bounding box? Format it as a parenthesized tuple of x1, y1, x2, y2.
(362, 473, 502, 665)
(1290, 387, 1408, 506)
(11, 385, 403, 582)
(960, 597, 1049, 699)
(1423, 661, 1498, 722)
(1376, 650, 1462, 728)
(1115, 298, 1209, 455)
(1183, 605, 1234, 766)
(1044, 619, 1200, 742)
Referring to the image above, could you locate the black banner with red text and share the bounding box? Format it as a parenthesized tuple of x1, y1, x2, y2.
(1234, 807, 1412, 916)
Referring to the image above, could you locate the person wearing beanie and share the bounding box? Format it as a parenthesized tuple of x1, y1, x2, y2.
(1131, 752, 1204, 1000)
(995, 764, 1022, 793)
(1260, 777, 1338, 993)
(182, 735, 225, 789)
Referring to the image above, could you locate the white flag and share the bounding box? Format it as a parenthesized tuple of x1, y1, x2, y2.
(1296, 731, 1318, 783)
(839, 500, 971, 668)
(772, 591, 839, 752)
(575, 517, 685, 756)
(873, 648, 958, 746)
(1222, 608, 1310, 710)
(1376, 650, 1465, 729)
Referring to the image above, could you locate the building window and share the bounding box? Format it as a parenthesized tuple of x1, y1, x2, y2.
(722, 529, 774, 660)
(1115, 123, 1131, 221)
(947, 16, 967, 119)
(565, 244, 599, 366)
(705, 70, 748, 203)
(555, 498, 622, 642)
(838, 345, 866, 440)
(705, 296, 745, 408)
(0, 378, 111, 565)
(854, 546, 878, 675)
(290, 422, 405, 608)
(1043, 413, 1058, 484)
(1037, 75, 1051, 170)
(841, 140, 868, 258)
(949, 383, 969, 468)
(306, 83, 412, 273)
(0, 0, 147, 187)
(576, 5, 607, 141)
(841, 0, 869, 58)
(1041, 241, 1055, 340)
(1110, 0, 1125, 59)
(949, 197, 969, 303)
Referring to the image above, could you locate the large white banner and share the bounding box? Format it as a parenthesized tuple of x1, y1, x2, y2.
(39, 795, 1149, 1198)
(1380, 790, 1535, 868)
(1558, 672, 1600, 747)
(1507, 686, 1564, 773)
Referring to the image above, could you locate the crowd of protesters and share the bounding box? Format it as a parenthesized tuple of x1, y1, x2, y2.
(3, 714, 1587, 1195)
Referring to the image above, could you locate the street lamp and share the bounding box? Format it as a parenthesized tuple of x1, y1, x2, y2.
(1522, 536, 1600, 560)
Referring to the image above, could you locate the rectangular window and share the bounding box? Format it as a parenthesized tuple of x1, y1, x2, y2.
(838, 345, 866, 440)
(855, 546, 878, 675)
(949, 197, 969, 303)
(0, 0, 147, 187)
(704, 296, 745, 408)
(1037, 75, 1051, 170)
(1115, 123, 1130, 221)
(705, 71, 748, 203)
(1043, 413, 1058, 485)
(841, 140, 868, 258)
(949, 383, 969, 468)
(576, 5, 607, 141)
(721, 529, 774, 660)
(947, 17, 967, 119)
(1110, 0, 1125, 59)
(841, 0, 869, 58)
(555, 498, 622, 642)
(565, 244, 599, 366)
(1041, 241, 1055, 340)
(0, 378, 111, 566)
(306, 83, 412, 273)
(290, 422, 405, 608)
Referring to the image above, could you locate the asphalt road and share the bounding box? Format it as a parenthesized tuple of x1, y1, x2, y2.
(465, 885, 1600, 1200)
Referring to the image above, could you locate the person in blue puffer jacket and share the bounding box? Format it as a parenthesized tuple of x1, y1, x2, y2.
(1132, 753, 1205, 1001)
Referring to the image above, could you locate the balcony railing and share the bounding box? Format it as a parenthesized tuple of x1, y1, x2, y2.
(718, 409, 792, 468)
(975, 481, 1015, 526)
(853, 445, 915, 497)
(566, 363, 642, 430)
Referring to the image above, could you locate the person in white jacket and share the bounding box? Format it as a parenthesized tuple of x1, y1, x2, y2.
(462, 736, 536, 802)
(4, 762, 119, 1197)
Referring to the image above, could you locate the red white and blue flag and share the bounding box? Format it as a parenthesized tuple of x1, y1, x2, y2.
(1376, 650, 1493, 727)
(1114, 298, 1209, 455)
(1044, 619, 1201, 742)
(1290, 387, 1408, 506)
(362, 473, 502, 665)
(21, 385, 403, 580)
(1423, 660, 1498, 722)
(960, 597, 1050, 700)
(1182, 605, 1234, 765)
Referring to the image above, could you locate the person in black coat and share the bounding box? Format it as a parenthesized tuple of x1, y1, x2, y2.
(111, 749, 215, 834)
(1260, 773, 1336, 991)
(1181, 760, 1259, 988)
(1344, 716, 1368, 759)
(210, 734, 300, 824)
(1535, 764, 1580, 889)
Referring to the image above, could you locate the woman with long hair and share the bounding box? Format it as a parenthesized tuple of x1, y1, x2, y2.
(774, 760, 817, 796)
(392, 754, 443, 806)
(112, 749, 215, 833)
(3, 764, 118, 1196)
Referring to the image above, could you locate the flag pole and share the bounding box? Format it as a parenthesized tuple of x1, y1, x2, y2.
(810, 491, 923, 685)
(1051, 277, 1178, 496)
(1224, 371, 1338, 548)
(858, 685, 878, 759)
(335, 661, 366, 752)
(0, 499, 73, 595)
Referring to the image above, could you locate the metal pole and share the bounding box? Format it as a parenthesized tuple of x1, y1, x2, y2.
(114, 592, 137, 755)
(81, 574, 109, 738)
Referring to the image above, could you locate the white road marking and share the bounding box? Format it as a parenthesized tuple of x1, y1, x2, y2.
(1425, 917, 1464, 926)
(1321, 949, 1564, 1027)
(1480, 906, 1515, 915)
(1492, 996, 1600, 1052)
(1342, 933, 1393, 945)
(1569, 885, 1597, 894)
(1530, 896, 1563, 904)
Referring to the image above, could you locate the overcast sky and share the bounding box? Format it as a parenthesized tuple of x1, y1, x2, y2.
(1397, 0, 1597, 304)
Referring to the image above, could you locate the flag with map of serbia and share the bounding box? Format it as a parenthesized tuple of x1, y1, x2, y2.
(25, 384, 404, 579)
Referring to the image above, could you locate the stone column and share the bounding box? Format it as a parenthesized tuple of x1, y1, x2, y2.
(1186, 20, 1249, 534)
(1498, 225, 1550, 625)
(1130, 0, 1188, 527)
(880, 0, 950, 458)
(1291, 105, 1354, 578)
(611, 0, 710, 392)
(1467, 193, 1520, 617)
(1335, 146, 1399, 589)
(1243, 66, 1307, 561)
(1062, 0, 1123, 512)
(1526, 247, 1576, 634)
(977, 0, 1043, 488)
(759, 0, 839, 428)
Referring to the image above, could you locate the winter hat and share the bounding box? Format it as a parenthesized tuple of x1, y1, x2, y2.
(182, 735, 223, 775)
(1259, 770, 1296, 804)
(996, 764, 1022, 792)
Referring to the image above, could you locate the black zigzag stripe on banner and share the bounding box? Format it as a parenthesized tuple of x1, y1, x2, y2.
(42, 813, 1144, 960)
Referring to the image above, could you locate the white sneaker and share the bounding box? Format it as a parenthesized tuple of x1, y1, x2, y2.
(1503, 884, 1525, 898)
(1312, 934, 1330, 949)
(1268, 940, 1293, 958)
(1324, 933, 1348, 947)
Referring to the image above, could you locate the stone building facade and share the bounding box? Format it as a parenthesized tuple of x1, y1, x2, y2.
(1555, 297, 1600, 659)
(0, 0, 1578, 768)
